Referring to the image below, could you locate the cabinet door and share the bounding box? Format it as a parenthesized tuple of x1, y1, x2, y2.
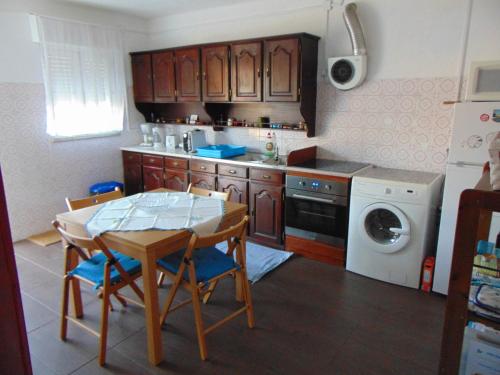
(202, 45, 230, 102)
(175, 48, 201, 102)
(249, 182, 283, 245)
(165, 169, 189, 192)
(218, 176, 248, 205)
(152, 51, 176, 103)
(131, 54, 153, 102)
(123, 163, 143, 196)
(264, 38, 299, 102)
(231, 42, 262, 102)
(143, 166, 164, 191)
(190, 172, 216, 190)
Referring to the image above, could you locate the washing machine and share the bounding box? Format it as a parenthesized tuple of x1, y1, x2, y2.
(346, 167, 443, 289)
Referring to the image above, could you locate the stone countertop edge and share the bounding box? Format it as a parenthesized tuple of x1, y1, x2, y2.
(120, 146, 287, 171)
(120, 146, 375, 177)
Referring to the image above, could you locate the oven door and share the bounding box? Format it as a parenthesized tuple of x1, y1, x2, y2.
(285, 188, 347, 247)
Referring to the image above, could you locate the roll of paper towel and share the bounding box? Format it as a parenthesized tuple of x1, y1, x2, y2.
(489, 132, 500, 191)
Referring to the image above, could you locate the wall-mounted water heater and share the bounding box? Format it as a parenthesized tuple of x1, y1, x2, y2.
(328, 3, 367, 90)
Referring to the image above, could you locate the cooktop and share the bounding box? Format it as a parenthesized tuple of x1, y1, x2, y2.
(292, 159, 370, 174)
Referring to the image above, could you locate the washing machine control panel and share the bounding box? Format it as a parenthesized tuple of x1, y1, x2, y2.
(353, 181, 423, 203)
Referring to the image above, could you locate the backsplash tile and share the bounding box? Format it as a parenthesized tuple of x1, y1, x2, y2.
(168, 77, 457, 173)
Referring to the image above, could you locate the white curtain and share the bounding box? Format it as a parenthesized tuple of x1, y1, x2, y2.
(37, 16, 127, 138)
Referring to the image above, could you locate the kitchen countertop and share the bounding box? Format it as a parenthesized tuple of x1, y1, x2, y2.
(120, 146, 287, 170)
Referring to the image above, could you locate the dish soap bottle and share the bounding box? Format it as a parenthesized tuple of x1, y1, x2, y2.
(264, 132, 276, 158)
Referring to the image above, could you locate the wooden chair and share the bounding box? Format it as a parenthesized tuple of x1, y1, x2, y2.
(157, 184, 231, 288)
(186, 183, 231, 201)
(65, 187, 123, 212)
(52, 220, 144, 366)
(156, 216, 254, 360)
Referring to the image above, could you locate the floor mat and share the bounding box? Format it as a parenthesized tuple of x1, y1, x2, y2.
(27, 230, 61, 247)
(216, 241, 293, 283)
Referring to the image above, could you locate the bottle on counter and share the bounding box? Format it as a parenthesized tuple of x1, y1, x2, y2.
(264, 131, 277, 157)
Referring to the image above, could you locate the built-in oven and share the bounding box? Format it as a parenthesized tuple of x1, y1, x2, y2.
(285, 175, 348, 248)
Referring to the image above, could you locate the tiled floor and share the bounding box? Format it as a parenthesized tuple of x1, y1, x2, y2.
(15, 240, 446, 375)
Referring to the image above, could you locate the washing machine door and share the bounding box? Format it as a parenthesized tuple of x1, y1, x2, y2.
(358, 202, 411, 254)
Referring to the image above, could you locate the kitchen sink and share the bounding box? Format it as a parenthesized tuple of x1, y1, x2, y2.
(232, 153, 286, 166)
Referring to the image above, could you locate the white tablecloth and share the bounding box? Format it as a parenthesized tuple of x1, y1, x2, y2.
(85, 192, 225, 237)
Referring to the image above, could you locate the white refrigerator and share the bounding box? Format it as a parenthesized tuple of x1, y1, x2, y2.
(433, 102, 500, 295)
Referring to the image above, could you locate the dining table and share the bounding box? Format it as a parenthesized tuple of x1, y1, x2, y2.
(55, 188, 248, 365)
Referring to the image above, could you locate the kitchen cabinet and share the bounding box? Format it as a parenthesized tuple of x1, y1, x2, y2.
(201, 45, 230, 102)
(175, 48, 201, 102)
(249, 182, 283, 247)
(165, 169, 189, 191)
(218, 176, 248, 205)
(152, 51, 176, 103)
(231, 42, 262, 102)
(122, 151, 143, 196)
(143, 166, 164, 191)
(190, 172, 216, 190)
(131, 54, 153, 102)
(264, 38, 299, 102)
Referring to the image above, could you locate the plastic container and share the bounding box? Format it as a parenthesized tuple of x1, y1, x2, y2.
(89, 181, 124, 195)
(195, 144, 246, 159)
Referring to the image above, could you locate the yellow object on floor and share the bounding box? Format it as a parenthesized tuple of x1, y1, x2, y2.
(27, 230, 61, 247)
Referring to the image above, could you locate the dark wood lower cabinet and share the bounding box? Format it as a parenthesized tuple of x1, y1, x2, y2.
(123, 162, 143, 196)
(190, 172, 216, 190)
(218, 176, 248, 205)
(165, 169, 189, 191)
(249, 182, 283, 247)
(143, 166, 164, 191)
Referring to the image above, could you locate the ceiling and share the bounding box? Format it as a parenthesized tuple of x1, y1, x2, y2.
(59, 0, 260, 18)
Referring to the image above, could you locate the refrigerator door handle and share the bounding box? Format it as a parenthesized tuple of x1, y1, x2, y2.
(451, 161, 485, 168)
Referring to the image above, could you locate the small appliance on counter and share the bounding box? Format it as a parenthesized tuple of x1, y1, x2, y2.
(140, 123, 153, 147)
(165, 135, 177, 151)
(152, 125, 165, 149)
(182, 129, 207, 153)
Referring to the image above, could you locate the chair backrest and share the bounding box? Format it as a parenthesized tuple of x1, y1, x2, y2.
(66, 188, 123, 211)
(187, 183, 231, 201)
(52, 220, 111, 260)
(52, 220, 134, 284)
(188, 215, 249, 251)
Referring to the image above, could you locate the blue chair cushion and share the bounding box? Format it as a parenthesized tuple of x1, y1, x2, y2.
(69, 250, 141, 289)
(157, 246, 239, 283)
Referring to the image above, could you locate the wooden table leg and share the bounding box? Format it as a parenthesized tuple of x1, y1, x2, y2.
(67, 240, 83, 318)
(141, 252, 163, 365)
(235, 273, 243, 302)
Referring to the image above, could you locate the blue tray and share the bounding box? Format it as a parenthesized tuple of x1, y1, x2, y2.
(196, 144, 246, 159)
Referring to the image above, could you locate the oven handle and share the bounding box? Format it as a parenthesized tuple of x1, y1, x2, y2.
(291, 193, 336, 204)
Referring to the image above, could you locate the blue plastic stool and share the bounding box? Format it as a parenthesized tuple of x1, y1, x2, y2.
(89, 181, 124, 195)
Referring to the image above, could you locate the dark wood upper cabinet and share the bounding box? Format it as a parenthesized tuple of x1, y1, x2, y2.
(131, 54, 153, 102)
(175, 48, 201, 102)
(264, 38, 300, 102)
(202, 45, 230, 102)
(231, 41, 262, 102)
(152, 51, 176, 103)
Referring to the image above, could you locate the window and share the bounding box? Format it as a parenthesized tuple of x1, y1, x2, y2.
(37, 16, 127, 139)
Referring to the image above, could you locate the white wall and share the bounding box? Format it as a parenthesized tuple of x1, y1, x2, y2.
(1, 0, 499, 240)
(0, 2, 150, 241)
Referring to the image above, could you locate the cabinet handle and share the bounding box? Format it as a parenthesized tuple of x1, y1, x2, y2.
(262, 174, 271, 179)
(257, 68, 261, 78)
(149, 158, 155, 163)
(200, 165, 207, 170)
(203, 72, 207, 80)
(196, 71, 199, 80)
(228, 169, 237, 174)
(172, 162, 178, 166)
(266, 68, 270, 77)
